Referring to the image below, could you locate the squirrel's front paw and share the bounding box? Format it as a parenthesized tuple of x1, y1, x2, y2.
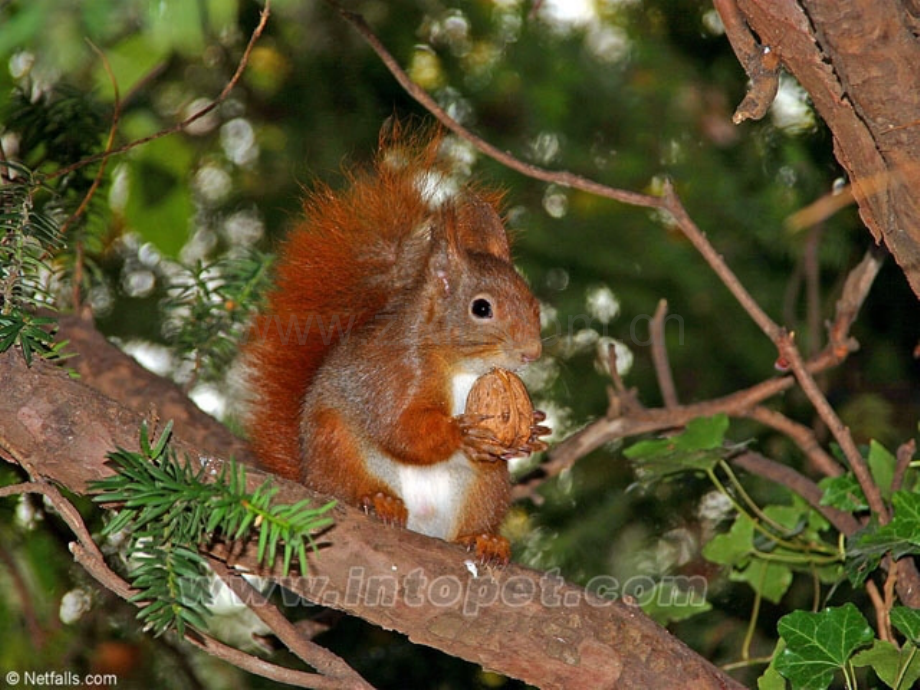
(457, 414, 508, 462)
(522, 408, 551, 454)
(361, 492, 408, 528)
(456, 533, 511, 566)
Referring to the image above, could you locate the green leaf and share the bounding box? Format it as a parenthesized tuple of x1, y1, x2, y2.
(762, 504, 808, 533)
(702, 512, 753, 566)
(758, 639, 787, 690)
(891, 607, 920, 646)
(624, 414, 732, 483)
(819, 474, 868, 512)
(150, 420, 175, 459)
(730, 559, 793, 605)
(851, 639, 920, 690)
(868, 440, 896, 500)
(846, 491, 920, 586)
(640, 581, 711, 625)
(123, 134, 194, 258)
(625, 413, 729, 458)
(776, 603, 874, 690)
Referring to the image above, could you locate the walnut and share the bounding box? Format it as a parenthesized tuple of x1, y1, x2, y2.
(465, 368, 534, 449)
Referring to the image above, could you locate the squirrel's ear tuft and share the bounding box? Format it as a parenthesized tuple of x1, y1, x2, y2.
(425, 210, 466, 295)
(453, 192, 511, 261)
(376, 118, 444, 176)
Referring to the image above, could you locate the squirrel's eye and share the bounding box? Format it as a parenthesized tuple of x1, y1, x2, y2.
(470, 297, 494, 320)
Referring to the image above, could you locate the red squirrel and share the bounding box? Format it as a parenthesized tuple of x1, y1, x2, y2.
(243, 127, 547, 563)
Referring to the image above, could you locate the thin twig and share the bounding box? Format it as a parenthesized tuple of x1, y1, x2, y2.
(785, 185, 854, 232)
(730, 451, 859, 535)
(660, 180, 781, 341)
(58, 39, 121, 240)
(517, 215, 875, 497)
(327, 0, 660, 209)
(776, 329, 889, 523)
(745, 406, 843, 478)
(36, 487, 354, 690)
(1, 481, 108, 562)
(786, 167, 920, 231)
(650, 299, 679, 408)
(803, 224, 823, 358)
(2, 475, 355, 689)
(73, 541, 340, 689)
(883, 558, 898, 637)
(865, 557, 898, 645)
(829, 248, 884, 354)
(184, 633, 349, 689)
(865, 579, 890, 643)
(513, 343, 856, 500)
(209, 559, 373, 689)
(604, 339, 642, 418)
(892, 438, 916, 493)
(46, 2, 272, 183)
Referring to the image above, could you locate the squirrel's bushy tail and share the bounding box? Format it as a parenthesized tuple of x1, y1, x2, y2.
(243, 129, 460, 478)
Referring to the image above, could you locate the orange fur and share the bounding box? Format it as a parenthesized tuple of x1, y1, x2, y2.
(244, 129, 442, 478)
(242, 126, 544, 563)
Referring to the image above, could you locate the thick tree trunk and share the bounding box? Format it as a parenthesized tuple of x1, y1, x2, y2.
(722, 0, 920, 299)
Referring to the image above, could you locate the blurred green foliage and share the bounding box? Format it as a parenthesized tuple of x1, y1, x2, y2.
(1, 0, 919, 688)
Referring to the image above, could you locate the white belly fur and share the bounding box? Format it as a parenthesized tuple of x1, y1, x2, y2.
(451, 371, 478, 416)
(399, 453, 474, 538)
(365, 450, 474, 539)
(363, 372, 480, 540)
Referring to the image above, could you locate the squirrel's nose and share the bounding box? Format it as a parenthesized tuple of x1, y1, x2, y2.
(520, 340, 542, 364)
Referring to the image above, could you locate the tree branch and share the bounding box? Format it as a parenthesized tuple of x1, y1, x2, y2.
(0, 348, 741, 690)
(775, 329, 889, 523)
(744, 406, 843, 478)
(650, 299, 679, 409)
(325, 0, 661, 210)
(208, 559, 372, 689)
(0, 481, 346, 689)
(68, 544, 345, 689)
(712, 0, 781, 123)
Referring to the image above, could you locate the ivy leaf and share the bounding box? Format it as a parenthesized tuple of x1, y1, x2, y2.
(776, 603, 874, 690)
(702, 512, 753, 566)
(702, 512, 794, 602)
(819, 474, 868, 513)
(757, 504, 810, 550)
(846, 491, 920, 586)
(624, 414, 732, 484)
(625, 413, 729, 458)
(891, 607, 920, 646)
(640, 581, 711, 625)
(868, 440, 896, 500)
(851, 639, 920, 690)
(730, 559, 792, 604)
(888, 491, 920, 538)
(757, 639, 787, 690)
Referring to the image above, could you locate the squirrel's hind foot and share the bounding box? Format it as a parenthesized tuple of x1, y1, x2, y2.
(361, 492, 408, 528)
(456, 533, 511, 566)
